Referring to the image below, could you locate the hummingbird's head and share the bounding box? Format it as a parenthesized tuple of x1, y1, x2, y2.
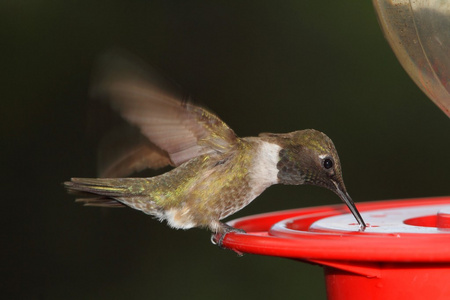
(275, 129, 342, 187)
(269, 129, 365, 228)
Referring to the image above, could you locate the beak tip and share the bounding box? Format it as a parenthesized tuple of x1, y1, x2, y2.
(335, 189, 366, 229)
(331, 180, 366, 229)
(359, 220, 367, 231)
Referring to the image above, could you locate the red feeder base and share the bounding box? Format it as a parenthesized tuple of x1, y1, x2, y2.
(324, 263, 450, 300)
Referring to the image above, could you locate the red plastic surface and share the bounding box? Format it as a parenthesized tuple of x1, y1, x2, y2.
(221, 196, 450, 300)
(222, 196, 450, 262)
(324, 263, 450, 300)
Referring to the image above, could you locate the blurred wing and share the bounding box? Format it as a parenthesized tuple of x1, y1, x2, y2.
(98, 126, 173, 178)
(92, 51, 237, 167)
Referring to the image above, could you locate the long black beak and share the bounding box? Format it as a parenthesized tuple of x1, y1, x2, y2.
(333, 181, 366, 229)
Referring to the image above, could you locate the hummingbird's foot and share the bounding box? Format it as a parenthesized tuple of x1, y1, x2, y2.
(211, 223, 246, 249)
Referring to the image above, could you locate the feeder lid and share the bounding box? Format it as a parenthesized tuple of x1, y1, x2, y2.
(222, 196, 450, 262)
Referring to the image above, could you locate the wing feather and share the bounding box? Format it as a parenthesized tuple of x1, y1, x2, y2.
(97, 126, 172, 178)
(92, 52, 237, 167)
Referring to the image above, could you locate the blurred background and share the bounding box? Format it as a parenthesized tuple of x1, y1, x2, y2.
(2, 1, 449, 299)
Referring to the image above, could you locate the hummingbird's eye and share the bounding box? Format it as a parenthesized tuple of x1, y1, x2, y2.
(323, 158, 333, 169)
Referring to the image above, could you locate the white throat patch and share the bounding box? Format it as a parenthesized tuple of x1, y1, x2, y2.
(250, 141, 281, 186)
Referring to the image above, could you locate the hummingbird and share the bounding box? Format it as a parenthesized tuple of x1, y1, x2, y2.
(64, 53, 366, 245)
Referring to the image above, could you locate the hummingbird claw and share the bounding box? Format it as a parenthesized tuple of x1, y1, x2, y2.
(211, 223, 246, 249)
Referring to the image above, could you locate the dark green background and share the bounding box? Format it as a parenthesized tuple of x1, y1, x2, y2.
(3, 1, 449, 299)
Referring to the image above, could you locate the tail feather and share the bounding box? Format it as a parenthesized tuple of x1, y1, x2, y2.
(74, 196, 127, 208)
(65, 178, 129, 197)
(64, 177, 138, 208)
(64, 177, 161, 213)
